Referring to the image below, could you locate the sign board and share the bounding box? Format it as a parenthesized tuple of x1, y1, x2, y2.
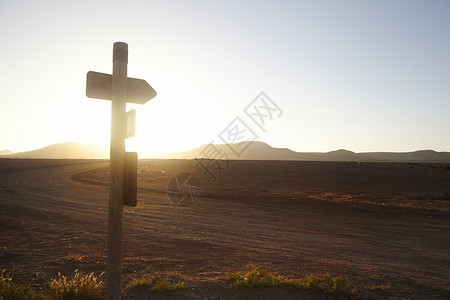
(126, 109, 136, 139)
(86, 71, 157, 104)
(124, 152, 137, 207)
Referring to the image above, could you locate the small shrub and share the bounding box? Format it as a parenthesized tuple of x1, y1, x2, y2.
(303, 273, 350, 294)
(332, 274, 351, 292)
(0, 269, 36, 300)
(129, 274, 157, 289)
(151, 279, 185, 293)
(226, 263, 301, 289)
(129, 266, 185, 294)
(226, 264, 350, 294)
(304, 273, 333, 293)
(48, 269, 103, 299)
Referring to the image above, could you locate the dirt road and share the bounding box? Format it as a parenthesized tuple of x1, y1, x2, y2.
(0, 159, 449, 299)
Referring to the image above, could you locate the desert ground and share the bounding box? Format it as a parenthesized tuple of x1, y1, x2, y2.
(0, 158, 449, 299)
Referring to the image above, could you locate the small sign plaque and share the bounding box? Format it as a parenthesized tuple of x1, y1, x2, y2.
(126, 109, 136, 139)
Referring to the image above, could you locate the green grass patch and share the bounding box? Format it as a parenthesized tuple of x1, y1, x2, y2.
(0, 269, 37, 300)
(303, 273, 350, 294)
(151, 279, 185, 293)
(47, 269, 103, 299)
(226, 263, 301, 288)
(129, 266, 185, 294)
(226, 263, 350, 294)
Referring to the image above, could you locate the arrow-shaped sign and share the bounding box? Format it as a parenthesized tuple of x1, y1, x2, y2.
(86, 71, 156, 104)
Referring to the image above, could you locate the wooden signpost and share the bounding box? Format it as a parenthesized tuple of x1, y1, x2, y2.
(86, 42, 156, 299)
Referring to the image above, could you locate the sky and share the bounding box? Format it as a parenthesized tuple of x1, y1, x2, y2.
(0, 0, 449, 154)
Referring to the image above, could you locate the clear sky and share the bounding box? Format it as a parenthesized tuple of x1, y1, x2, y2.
(0, 0, 449, 154)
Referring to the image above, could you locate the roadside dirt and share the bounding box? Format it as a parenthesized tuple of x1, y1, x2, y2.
(0, 159, 449, 299)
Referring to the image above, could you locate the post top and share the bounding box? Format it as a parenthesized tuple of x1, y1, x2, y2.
(113, 42, 128, 63)
(114, 42, 128, 49)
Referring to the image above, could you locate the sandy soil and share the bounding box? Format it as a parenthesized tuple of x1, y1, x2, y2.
(0, 158, 449, 299)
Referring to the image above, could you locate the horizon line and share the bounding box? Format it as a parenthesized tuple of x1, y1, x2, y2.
(2, 141, 450, 155)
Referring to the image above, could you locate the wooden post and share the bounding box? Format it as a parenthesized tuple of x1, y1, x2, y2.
(106, 42, 128, 299)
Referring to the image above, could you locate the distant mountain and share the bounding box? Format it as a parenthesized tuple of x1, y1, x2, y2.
(3, 143, 108, 159)
(0, 150, 13, 156)
(165, 141, 450, 163)
(358, 150, 450, 162)
(2, 141, 450, 162)
(174, 141, 300, 160)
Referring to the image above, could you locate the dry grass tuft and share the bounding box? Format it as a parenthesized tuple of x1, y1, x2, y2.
(226, 263, 351, 294)
(0, 269, 36, 300)
(129, 266, 185, 294)
(48, 269, 103, 299)
(66, 255, 89, 263)
(303, 273, 350, 294)
(226, 263, 301, 288)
